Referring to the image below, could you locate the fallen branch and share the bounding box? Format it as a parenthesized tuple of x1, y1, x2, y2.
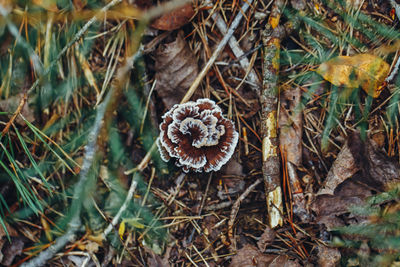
(261, 0, 285, 228)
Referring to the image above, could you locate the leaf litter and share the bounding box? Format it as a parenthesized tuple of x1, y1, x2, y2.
(1, 0, 400, 266)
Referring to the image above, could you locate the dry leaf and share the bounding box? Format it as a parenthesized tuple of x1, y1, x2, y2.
(316, 54, 389, 98)
(154, 32, 199, 109)
(349, 133, 400, 190)
(146, 247, 171, 267)
(279, 86, 303, 166)
(0, 94, 35, 125)
(1, 237, 25, 266)
(312, 179, 371, 230)
(279, 86, 309, 221)
(312, 133, 400, 230)
(317, 245, 341, 267)
(151, 3, 195, 31)
(229, 244, 300, 267)
(257, 226, 276, 252)
(317, 141, 359, 196)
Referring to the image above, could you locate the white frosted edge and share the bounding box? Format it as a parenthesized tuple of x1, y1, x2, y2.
(172, 102, 198, 123)
(156, 138, 170, 162)
(167, 121, 181, 144)
(178, 118, 208, 148)
(217, 124, 225, 136)
(205, 128, 239, 172)
(159, 128, 179, 158)
(205, 124, 225, 147)
(161, 104, 178, 119)
(176, 149, 207, 169)
(196, 98, 222, 113)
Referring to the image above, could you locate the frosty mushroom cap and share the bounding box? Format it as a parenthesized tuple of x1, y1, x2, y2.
(157, 98, 239, 173)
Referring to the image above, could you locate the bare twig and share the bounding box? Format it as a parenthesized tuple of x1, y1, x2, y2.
(1, 92, 27, 136)
(206, 1, 261, 92)
(228, 177, 262, 250)
(103, 174, 138, 237)
(181, 0, 254, 103)
(21, 83, 112, 267)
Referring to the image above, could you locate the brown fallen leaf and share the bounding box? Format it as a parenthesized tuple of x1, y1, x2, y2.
(229, 244, 300, 267)
(153, 32, 199, 109)
(151, 3, 195, 31)
(312, 132, 400, 230)
(279, 86, 303, 166)
(146, 246, 171, 267)
(1, 237, 25, 266)
(349, 132, 400, 190)
(257, 226, 276, 252)
(317, 141, 359, 196)
(279, 86, 309, 221)
(312, 179, 372, 230)
(316, 54, 389, 98)
(317, 245, 341, 267)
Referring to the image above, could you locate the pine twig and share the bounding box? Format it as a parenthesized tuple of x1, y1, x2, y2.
(261, 0, 285, 229)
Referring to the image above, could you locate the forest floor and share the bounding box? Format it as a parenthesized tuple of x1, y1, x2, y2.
(0, 0, 400, 266)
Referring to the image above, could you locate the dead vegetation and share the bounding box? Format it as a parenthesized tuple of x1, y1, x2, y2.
(0, 0, 399, 266)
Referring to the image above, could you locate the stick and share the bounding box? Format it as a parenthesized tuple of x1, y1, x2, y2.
(261, 0, 285, 228)
(207, 3, 261, 92)
(228, 177, 262, 250)
(1, 92, 27, 136)
(21, 81, 112, 267)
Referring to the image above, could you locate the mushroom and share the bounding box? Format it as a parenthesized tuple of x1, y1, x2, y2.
(157, 98, 239, 172)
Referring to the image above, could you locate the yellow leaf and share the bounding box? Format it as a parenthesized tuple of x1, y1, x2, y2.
(125, 218, 145, 229)
(41, 216, 53, 242)
(316, 54, 390, 98)
(118, 220, 126, 240)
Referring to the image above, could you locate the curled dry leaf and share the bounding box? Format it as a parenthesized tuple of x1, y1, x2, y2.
(257, 226, 276, 252)
(279, 86, 309, 221)
(316, 54, 389, 98)
(154, 32, 199, 109)
(312, 179, 371, 230)
(229, 244, 300, 267)
(349, 133, 400, 190)
(279, 86, 303, 166)
(151, 3, 195, 31)
(317, 141, 359, 196)
(312, 133, 400, 229)
(317, 245, 341, 267)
